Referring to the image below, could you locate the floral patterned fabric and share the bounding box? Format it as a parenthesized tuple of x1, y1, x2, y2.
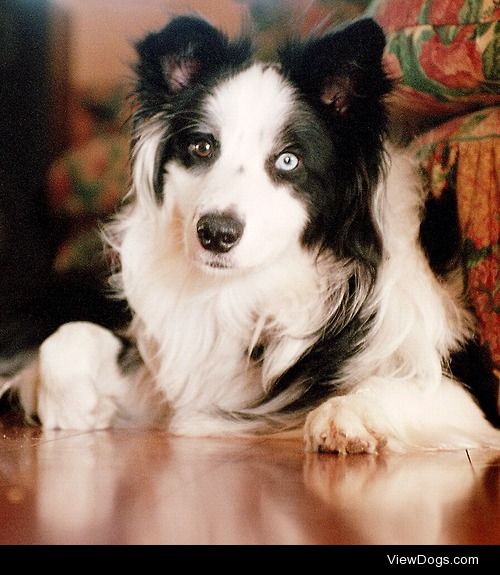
(370, 0, 499, 390)
(49, 134, 129, 219)
(368, 0, 500, 124)
(414, 107, 499, 372)
(47, 128, 129, 272)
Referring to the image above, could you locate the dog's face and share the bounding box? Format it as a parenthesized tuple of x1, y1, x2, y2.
(131, 16, 390, 275)
(161, 63, 318, 273)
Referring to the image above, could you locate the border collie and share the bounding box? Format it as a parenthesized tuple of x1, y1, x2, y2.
(6, 16, 500, 453)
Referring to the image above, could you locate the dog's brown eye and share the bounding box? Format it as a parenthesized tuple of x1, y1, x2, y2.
(190, 139, 213, 159)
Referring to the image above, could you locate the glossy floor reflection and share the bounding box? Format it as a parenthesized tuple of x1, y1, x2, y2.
(1, 415, 499, 544)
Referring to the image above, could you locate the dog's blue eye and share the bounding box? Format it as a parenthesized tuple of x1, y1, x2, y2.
(275, 152, 299, 172)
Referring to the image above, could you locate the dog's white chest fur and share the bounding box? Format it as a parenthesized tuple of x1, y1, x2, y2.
(120, 222, 329, 430)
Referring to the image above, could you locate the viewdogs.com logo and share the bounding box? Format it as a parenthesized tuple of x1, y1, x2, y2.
(387, 555, 479, 568)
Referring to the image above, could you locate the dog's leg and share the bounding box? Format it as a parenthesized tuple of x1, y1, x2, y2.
(304, 376, 500, 453)
(34, 322, 128, 429)
(19, 322, 161, 430)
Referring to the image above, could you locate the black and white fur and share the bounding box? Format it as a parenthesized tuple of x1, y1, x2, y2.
(7, 16, 500, 453)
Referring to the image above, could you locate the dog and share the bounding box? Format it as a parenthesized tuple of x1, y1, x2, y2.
(5, 15, 500, 453)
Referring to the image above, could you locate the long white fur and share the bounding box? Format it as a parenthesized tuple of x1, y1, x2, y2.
(11, 63, 500, 452)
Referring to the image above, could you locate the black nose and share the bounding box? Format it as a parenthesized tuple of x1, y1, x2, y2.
(196, 213, 244, 253)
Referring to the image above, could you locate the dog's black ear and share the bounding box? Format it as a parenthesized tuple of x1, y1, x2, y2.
(134, 16, 252, 111)
(280, 19, 391, 120)
(281, 20, 390, 274)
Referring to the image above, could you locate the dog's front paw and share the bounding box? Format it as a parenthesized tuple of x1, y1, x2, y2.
(37, 322, 123, 430)
(304, 396, 388, 454)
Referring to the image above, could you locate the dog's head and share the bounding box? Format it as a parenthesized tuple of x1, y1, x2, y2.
(130, 15, 391, 275)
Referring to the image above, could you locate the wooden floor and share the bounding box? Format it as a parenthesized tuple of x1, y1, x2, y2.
(1, 414, 499, 545)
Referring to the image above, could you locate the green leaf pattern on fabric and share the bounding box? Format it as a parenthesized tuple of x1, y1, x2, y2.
(371, 0, 500, 105)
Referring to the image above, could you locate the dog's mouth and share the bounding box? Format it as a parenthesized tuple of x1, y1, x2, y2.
(205, 259, 232, 270)
(192, 252, 236, 273)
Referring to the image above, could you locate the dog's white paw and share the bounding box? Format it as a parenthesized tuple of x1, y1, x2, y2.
(37, 322, 124, 430)
(304, 396, 388, 454)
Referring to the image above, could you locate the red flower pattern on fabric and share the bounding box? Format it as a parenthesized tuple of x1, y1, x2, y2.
(428, 0, 465, 25)
(375, 0, 423, 31)
(419, 27, 485, 89)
